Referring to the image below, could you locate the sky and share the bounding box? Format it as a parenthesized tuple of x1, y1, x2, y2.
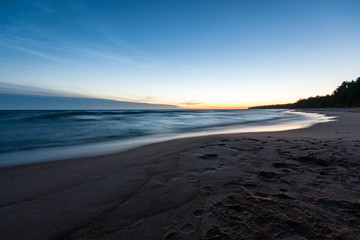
(1, 0, 360, 109)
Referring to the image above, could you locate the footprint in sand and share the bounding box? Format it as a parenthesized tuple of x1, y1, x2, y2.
(193, 209, 204, 218)
(243, 181, 258, 188)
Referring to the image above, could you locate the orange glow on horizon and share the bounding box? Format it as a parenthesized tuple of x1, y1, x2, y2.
(177, 100, 295, 109)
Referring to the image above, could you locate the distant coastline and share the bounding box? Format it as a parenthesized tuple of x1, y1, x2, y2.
(250, 77, 360, 109)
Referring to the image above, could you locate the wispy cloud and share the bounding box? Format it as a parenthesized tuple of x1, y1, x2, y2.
(107, 39, 165, 70)
(65, 46, 132, 64)
(0, 41, 76, 64)
(0, 33, 133, 66)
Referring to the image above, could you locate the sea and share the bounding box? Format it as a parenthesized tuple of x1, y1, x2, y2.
(0, 109, 332, 167)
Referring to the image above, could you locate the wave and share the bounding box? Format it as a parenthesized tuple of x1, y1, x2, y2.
(0, 109, 312, 154)
(0, 109, 333, 167)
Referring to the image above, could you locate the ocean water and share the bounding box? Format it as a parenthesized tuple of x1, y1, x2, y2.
(0, 109, 332, 167)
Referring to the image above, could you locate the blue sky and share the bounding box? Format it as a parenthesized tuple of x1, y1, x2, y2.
(1, 0, 360, 108)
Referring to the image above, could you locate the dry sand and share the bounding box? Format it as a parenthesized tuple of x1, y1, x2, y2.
(0, 109, 359, 240)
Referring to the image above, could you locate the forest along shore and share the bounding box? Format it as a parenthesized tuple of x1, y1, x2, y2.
(0, 109, 359, 239)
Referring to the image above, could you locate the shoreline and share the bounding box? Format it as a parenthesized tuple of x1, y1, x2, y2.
(0, 109, 332, 168)
(1, 109, 360, 239)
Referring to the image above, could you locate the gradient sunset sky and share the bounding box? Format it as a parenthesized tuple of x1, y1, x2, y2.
(1, 0, 359, 109)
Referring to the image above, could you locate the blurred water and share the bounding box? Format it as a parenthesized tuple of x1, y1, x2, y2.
(0, 109, 332, 167)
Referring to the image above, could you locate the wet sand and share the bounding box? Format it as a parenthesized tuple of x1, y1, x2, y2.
(0, 109, 359, 239)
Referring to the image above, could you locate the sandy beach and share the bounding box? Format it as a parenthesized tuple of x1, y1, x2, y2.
(1, 109, 360, 240)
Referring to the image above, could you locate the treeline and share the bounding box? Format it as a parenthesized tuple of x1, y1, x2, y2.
(250, 77, 360, 109)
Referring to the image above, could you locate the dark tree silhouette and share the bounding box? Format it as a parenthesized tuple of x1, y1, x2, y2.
(250, 77, 360, 109)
